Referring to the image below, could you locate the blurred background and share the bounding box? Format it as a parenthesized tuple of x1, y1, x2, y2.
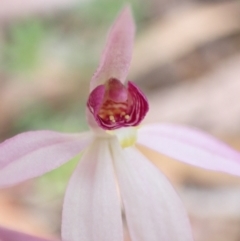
(0, 0, 240, 240)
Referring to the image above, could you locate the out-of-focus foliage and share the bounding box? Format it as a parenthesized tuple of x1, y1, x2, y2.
(14, 103, 88, 132)
(2, 20, 45, 74)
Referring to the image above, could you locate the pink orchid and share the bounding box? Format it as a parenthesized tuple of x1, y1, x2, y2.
(0, 225, 57, 241)
(1, 6, 240, 241)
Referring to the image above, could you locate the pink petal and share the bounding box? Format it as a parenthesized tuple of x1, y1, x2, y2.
(90, 6, 135, 91)
(0, 225, 57, 241)
(0, 131, 93, 188)
(62, 138, 122, 241)
(111, 139, 193, 241)
(87, 85, 106, 116)
(126, 81, 149, 126)
(138, 123, 240, 176)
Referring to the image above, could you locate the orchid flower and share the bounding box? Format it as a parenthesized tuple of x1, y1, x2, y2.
(1, 6, 240, 241)
(0, 225, 57, 241)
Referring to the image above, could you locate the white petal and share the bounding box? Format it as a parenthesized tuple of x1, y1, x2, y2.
(137, 123, 240, 176)
(0, 132, 93, 188)
(62, 138, 123, 241)
(110, 139, 193, 241)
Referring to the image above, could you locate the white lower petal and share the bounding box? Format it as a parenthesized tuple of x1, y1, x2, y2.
(110, 139, 193, 241)
(0, 132, 93, 188)
(62, 138, 123, 241)
(137, 123, 240, 176)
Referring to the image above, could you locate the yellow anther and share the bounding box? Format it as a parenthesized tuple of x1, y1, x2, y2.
(125, 115, 130, 120)
(109, 115, 115, 122)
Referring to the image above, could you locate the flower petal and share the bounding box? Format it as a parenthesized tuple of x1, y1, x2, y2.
(138, 123, 240, 176)
(0, 131, 93, 188)
(110, 139, 193, 241)
(0, 225, 57, 241)
(90, 6, 135, 91)
(62, 138, 122, 241)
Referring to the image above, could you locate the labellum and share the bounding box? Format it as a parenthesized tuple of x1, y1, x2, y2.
(87, 78, 149, 130)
